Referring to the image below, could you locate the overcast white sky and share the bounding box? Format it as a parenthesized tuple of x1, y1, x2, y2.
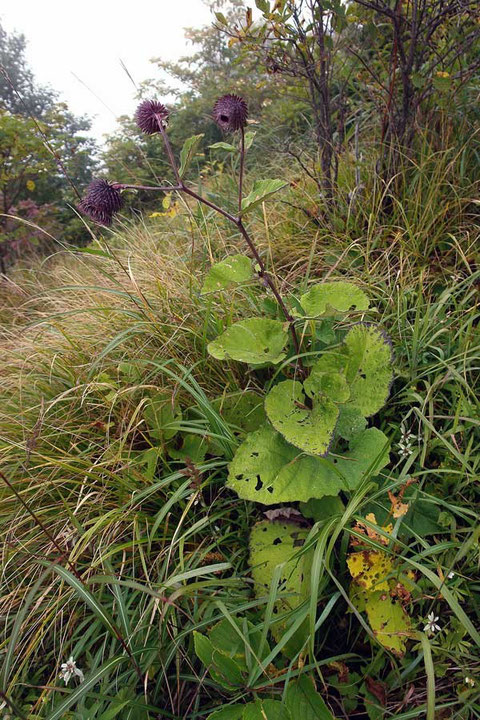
(1, 0, 214, 142)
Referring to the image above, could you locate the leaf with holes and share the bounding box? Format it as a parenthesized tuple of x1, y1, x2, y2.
(179, 134, 204, 178)
(304, 370, 350, 403)
(299, 281, 369, 317)
(347, 550, 393, 592)
(265, 380, 339, 456)
(249, 520, 313, 656)
(364, 591, 413, 656)
(201, 255, 253, 294)
(228, 426, 389, 505)
(342, 324, 393, 417)
(227, 423, 298, 502)
(240, 179, 288, 215)
(208, 318, 289, 365)
(260, 427, 390, 504)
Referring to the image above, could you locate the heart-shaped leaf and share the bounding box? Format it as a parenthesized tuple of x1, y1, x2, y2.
(208, 318, 289, 365)
(228, 426, 390, 504)
(240, 179, 288, 215)
(299, 281, 369, 317)
(265, 380, 339, 456)
(201, 255, 253, 294)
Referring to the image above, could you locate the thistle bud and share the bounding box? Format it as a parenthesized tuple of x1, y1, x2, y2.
(78, 179, 123, 226)
(213, 94, 248, 132)
(135, 99, 169, 135)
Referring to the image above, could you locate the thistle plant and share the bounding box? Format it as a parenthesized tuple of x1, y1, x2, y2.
(79, 95, 303, 362)
(79, 94, 403, 689)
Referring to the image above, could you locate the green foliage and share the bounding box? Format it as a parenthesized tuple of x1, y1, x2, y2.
(240, 179, 288, 215)
(201, 254, 253, 294)
(194, 617, 270, 691)
(179, 133, 204, 178)
(249, 520, 313, 655)
(228, 425, 389, 504)
(265, 379, 339, 456)
(285, 675, 336, 720)
(207, 318, 289, 364)
(299, 281, 369, 317)
(364, 591, 413, 656)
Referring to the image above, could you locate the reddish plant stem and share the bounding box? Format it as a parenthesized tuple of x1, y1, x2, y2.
(151, 116, 304, 372)
(113, 183, 182, 193)
(238, 126, 245, 214)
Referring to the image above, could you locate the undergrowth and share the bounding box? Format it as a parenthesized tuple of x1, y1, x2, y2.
(0, 133, 479, 719)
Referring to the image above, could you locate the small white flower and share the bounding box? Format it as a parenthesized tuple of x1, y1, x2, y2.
(447, 571, 455, 579)
(423, 612, 441, 635)
(465, 677, 475, 687)
(59, 656, 84, 685)
(397, 422, 417, 458)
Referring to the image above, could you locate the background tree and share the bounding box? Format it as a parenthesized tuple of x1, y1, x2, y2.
(0, 20, 97, 266)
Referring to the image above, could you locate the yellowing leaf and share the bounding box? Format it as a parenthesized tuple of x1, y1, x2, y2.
(26, 179, 35, 191)
(365, 591, 413, 656)
(347, 550, 393, 591)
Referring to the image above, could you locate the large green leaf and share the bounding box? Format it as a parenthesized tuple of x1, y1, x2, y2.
(179, 133, 204, 177)
(335, 404, 367, 441)
(227, 423, 298, 502)
(208, 318, 289, 364)
(342, 324, 393, 417)
(201, 254, 253, 294)
(364, 590, 413, 656)
(243, 700, 291, 720)
(240, 179, 288, 215)
(304, 370, 350, 403)
(249, 521, 313, 655)
(299, 281, 369, 317)
(285, 675, 336, 720)
(265, 380, 339, 456)
(228, 426, 389, 504)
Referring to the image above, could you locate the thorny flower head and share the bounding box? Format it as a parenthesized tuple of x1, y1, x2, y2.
(423, 612, 441, 636)
(78, 179, 123, 226)
(213, 94, 248, 132)
(135, 99, 169, 135)
(59, 656, 84, 685)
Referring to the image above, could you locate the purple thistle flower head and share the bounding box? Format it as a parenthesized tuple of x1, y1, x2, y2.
(135, 100, 169, 135)
(78, 179, 123, 226)
(213, 94, 248, 132)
